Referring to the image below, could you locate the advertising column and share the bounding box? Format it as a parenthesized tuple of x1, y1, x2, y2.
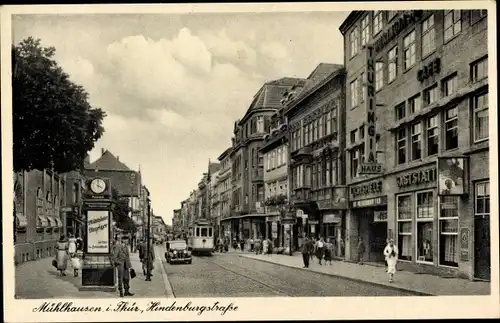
(79, 177, 115, 292)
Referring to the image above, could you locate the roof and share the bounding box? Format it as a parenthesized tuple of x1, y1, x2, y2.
(217, 147, 232, 161)
(339, 11, 364, 34)
(83, 169, 141, 196)
(239, 77, 306, 124)
(301, 63, 343, 93)
(87, 150, 131, 171)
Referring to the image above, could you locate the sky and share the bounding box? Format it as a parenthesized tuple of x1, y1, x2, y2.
(12, 11, 349, 225)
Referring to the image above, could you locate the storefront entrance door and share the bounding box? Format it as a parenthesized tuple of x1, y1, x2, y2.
(369, 222, 387, 263)
(474, 214, 490, 280)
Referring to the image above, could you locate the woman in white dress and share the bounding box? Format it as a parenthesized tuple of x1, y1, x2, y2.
(67, 234, 79, 277)
(383, 238, 399, 283)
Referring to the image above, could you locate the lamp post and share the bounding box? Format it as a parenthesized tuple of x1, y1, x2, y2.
(145, 197, 152, 282)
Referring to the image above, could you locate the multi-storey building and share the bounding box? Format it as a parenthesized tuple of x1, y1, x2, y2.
(138, 185, 150, 241)
(229, 77, 305, 243)
(340, 10, 489, 280)
(217, 147, 233, 238)
(209, 167, 221, 238)
(260, 107, 291, 250)
(172, 208, 182, 236)
(14, 169, 70, 264)
(285, 63, 348, 258)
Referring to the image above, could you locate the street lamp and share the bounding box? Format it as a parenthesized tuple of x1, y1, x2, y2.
(145, 197, 152, 282)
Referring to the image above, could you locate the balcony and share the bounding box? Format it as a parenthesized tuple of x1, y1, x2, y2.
(313, 186, 348, 210)
(291, 187, 312, 204)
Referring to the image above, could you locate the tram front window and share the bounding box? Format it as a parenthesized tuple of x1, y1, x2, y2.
(209, 228, 213, 237)
(201, 228, 208, 237)
(196, 228, 200, 237)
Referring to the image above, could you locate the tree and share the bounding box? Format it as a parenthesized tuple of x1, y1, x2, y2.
(12, 37, 106, 173)
(111, 188, 137, 233)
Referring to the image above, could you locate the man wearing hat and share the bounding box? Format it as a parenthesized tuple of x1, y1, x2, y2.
(111, 235, 134, 297)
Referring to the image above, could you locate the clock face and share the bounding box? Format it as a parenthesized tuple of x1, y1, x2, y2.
(90, 178, 106, 194)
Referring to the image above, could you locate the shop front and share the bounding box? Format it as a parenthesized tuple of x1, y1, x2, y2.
(266, 215, 281, 248)
(348, 179, 387, 264)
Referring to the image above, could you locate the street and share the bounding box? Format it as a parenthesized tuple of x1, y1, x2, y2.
(158, 246, 416, 297)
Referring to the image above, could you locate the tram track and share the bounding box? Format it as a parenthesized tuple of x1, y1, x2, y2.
(195, 256, 294, 297)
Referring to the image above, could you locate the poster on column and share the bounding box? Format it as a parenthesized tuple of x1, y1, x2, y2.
(272, 222, 278, 238)
(86, 210, 110, 253)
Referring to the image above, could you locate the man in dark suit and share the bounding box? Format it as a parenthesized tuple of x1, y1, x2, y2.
(301, 236, 311, 268)
(112, 235, 134, 297)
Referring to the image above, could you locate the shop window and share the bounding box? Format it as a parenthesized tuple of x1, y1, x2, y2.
(411, 122, 422, 160)
(422, 14, 436, 57)
(373, 11, 383, 35)
(417, 191, 434, 263)
(445, 106, 459, 150)
(361, 14, 371, 46)
(403, 30, 416, 70)
(444, 10, 461, 42)
(427, 115, 439, 156)
(388, 45, 398, 83)
(475, 181, 490, 216)
(473, 92, 489, 142)
(397, 194, 413, 261)
(439, 196, 459, 267)
(397, 128, 407, 165)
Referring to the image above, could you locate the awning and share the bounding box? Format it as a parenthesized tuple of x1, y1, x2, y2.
(45, 216, 55, 228)
(15, 213, 28, 229)
(37, 215, 49, 228)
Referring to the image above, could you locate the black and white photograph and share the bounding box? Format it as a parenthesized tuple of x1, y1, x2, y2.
(1, 2, 498, 322)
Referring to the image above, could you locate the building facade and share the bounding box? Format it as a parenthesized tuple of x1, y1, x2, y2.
(260, 108, 292, 250)
(340, 10, 489, 280)
(285, 63, 348, 258)
(14, 169, 70, 265)
(217, 147, 233, 238)
(226, 78, 305, 244)
(209, 168, 221, 239)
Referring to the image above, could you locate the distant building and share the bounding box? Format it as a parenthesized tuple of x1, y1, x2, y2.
(217, 147, 233, 238)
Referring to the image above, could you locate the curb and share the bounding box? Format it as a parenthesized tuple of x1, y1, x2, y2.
(154, 246, 175, 298)
(238, 255, 434, 296)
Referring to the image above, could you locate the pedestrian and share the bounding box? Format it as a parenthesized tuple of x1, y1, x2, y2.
(324, 238, 333, 265)
(111, 235, 134, 297)
(383, 238, 399, 283)
(76, 235, 83, 251)
(249, 238, 254, 252)
(254, 237, 262, 255)
(309, 237, 316, 261)
(55, 235, 69, 276)
(232, 238, 238, 250)
(266, 238, 273, 256)
(357, 237, 365, 265)
(316, 237, 325, 265)
(301, 236, 310, 268)
(68, 234, 79, 277)
(240, 238, 245, 252)
(138, 239, 146, 273)
(143, 239, 155, 277)
(262, 237, 269, 255)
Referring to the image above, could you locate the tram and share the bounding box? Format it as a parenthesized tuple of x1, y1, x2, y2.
(187, 219, 214, 256)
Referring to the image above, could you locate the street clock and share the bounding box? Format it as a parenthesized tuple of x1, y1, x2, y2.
(90, 178, 107, 194)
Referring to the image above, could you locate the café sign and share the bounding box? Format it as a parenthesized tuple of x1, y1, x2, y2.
(417, 58, 441, 82)
(396, 167, 437, 188)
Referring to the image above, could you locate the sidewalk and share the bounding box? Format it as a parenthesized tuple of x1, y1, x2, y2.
(15, 246, 170, 299)
(240, 253, 491, 296)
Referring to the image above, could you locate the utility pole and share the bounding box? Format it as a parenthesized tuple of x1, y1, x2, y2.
(145, 198, 152, 282)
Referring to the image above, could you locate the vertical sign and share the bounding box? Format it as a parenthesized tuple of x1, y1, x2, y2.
(358, 45, 383, 175)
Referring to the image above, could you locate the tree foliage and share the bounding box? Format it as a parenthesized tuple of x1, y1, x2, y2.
(112, 188, 137, 233)
(12, 37, 106, 173)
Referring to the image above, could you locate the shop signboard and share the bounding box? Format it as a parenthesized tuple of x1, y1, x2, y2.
(438, 157, 469, 196)
(351, 196, 388, 209)
(323, 213, 341, 224)
(460, 227, 469, 261)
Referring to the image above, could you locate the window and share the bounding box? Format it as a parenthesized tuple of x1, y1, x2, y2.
(360, 125, 365, 140)
(445, 107, 458, 150)
(375, 62, 384, 91)
(331, 107, 338, 133)
(416, 191, 434, 263)
(421, 15, 436, 57)
(471, 57, 488, 83)
(473, 93, 489, 142)
(325, 112, 331, 135)
(427, 115, 439, 156)
(331, 159, 338, 185)
(387, 11, 397, 21)
(257, 116, 264, 133)
(439, 196, 459, 267)
(361, 14, 371, 46)
(350, 129, 357, 143)
(201, 228, 208, 237)
(373, 11, 383, 35)
(475, 181, 490, 216)
(360, 73, 366, 102)
(397, 195, 412, 261)
(351, 149, 359, 178)
(397, 128, 407, 164)
(411, 122, 422, 160)
(350, 79, 359, 107)
(312, 163, 317, 189)
(395, 102, 406, 121)
(442, 74, 458, 97)
(318, 161, 323, 188)
(423, 84, 438, 106)
(403, 31, 416, 69)
(470, 9, 487, 24)
(196, 227, 200, 237)
(318, 115, 324, 138)
(325, 160, 331, 186)
(444, 10, 461, 42)
(409, 94, 421, 114)
(266, 153, 271, 171)
(350, 26, 359, 57)
(388, 46, 398, 83)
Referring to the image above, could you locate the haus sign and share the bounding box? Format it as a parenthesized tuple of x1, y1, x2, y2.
(396, 167, 437, 188)
(374, 11, 424, 53)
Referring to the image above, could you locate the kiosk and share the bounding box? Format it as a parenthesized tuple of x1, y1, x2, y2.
(79, 177, 115, 292)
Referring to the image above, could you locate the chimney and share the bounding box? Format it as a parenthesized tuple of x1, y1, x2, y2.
(101, 148, 105, 156)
